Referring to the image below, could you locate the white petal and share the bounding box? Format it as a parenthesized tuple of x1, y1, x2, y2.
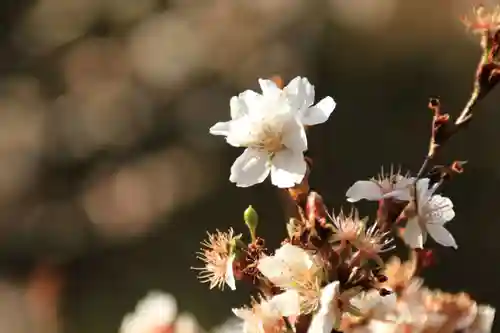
(380, 292, 398, 310)
(416, 178, 431, 205)
(230, 148, 270, 187)
(307, 309, 340, 333)
(428, 195, 455, 224)
(232, 308, 253, 322)
(225, 255, 236, 290)
(224, 116, 261, 148)
(275, 243, 315, 270)
(346, 180, 383, 202)
(120, 291, 178, 333)
(300, 96, 336, 126)
(270, 150, 307, 188)
(365, 320, 398, 333)
(308, 282, 342, 333)
(456, 301, 478, 330)
(385, 177, 414, 201)
(257, 244, 315, 286)
(230, 95, 248, 120)
(239, 90, 263, 114)
(284, 76, 315, 111)
(257, 255, 293, 287)
(402, 218, 424, 249)
(473, 305, 496, 333)
(320, 281, 340, 308)
(209, 121, 231, 136)
(383, 188, 412, 201)
(258, 79, 281, 97)
(269, 290, 301, 317)
(281, 117, 307, 152)
(427, 224, 458, 249)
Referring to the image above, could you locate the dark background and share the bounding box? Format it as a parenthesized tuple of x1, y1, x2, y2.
(0, 0, 497, 332)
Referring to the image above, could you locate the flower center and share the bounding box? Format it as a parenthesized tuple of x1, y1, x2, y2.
(253, 125, 284, 153)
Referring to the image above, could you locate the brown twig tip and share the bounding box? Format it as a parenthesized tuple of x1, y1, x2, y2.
(426, 160, 467, 185)
(427, 98, 454, 158)
(451, 160, 467, 173)
(270, 75, 284, 89)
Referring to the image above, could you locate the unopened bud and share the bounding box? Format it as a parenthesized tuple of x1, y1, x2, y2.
(306, 192, 327, 222)
(244, 205, 258, 241)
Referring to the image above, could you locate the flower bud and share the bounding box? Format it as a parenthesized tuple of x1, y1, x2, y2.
(244, 205, 258, 241)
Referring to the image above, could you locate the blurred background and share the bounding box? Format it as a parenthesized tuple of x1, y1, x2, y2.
(0, 0, 498, 332)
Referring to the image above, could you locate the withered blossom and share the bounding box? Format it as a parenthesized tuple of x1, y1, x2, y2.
(194, 228, 241, 291)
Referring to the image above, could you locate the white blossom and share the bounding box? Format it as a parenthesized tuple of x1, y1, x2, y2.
(210, 77, 335, 188)
(120, 291, 177, 333)
(232, 290, 301, 333)
(346, 169, 414, 203)
(257, 243, 321, 289)
(402, 178, 457, 249)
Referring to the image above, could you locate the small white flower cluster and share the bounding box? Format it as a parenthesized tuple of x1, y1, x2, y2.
(345, 256, 496, 333)
(196, 75, 495, 333)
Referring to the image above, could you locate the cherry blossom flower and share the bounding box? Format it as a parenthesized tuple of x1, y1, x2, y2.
(402, 178, 457, 249)
(232, 290, 301, 333)
(346, 168, 414, 203)
(209, 77, 335, 188)
(194, 229, 239, 291)
(257, 243, 321, 288)
(257, 243, 323, 313)
(120, 291, 177, 333)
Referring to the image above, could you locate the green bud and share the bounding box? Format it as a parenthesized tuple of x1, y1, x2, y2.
(244, 205, 259, 242)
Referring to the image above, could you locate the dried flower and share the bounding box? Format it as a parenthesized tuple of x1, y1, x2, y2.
(380, 256, 418, 294)
(329, 209, 367, 250)
(209, 77, 335, 188)
(402, 178, 457, 249)
(462, 5, 500, 35)
(195, 229, 241, 291)
(355, 223, 395, 266)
